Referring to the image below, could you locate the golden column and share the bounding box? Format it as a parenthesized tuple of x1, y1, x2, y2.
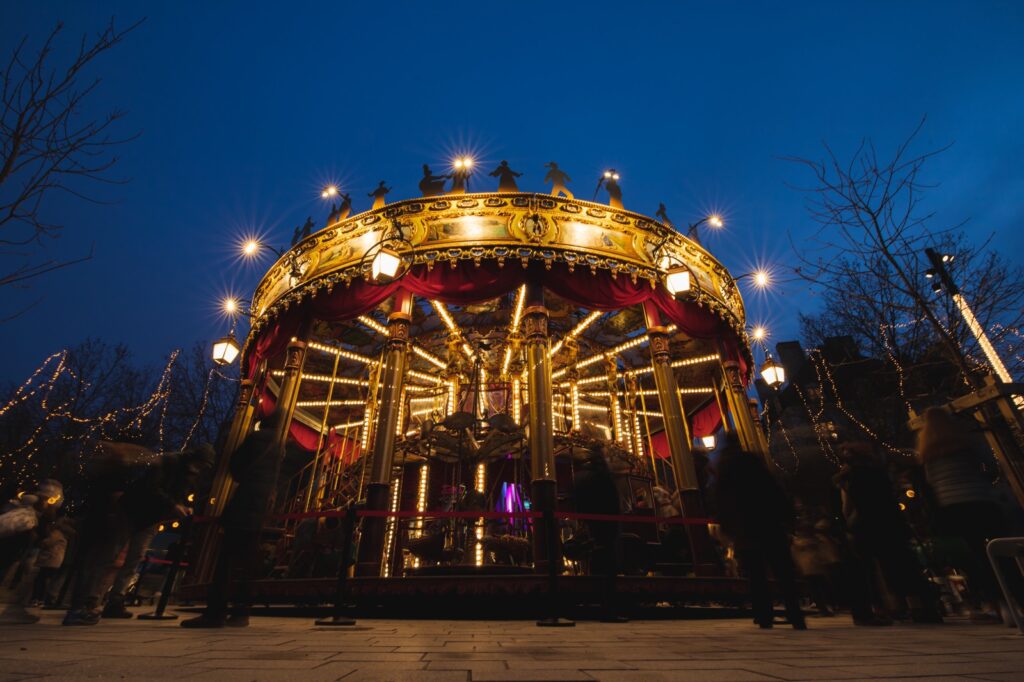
(642, 303, 717, 574)
(191, 375, 258, 584)
(721, 359, 766, 457)
(523, 285, 556, 568)
(271, 339, 308, 452)
(357, 291, 413, 576)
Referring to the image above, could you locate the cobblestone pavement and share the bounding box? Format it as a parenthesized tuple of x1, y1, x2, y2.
(0, 609, 1022, 681)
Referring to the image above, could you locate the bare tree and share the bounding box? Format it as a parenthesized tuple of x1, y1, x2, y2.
(0, 18, 143, 293)
(788, 119, 1024, 404)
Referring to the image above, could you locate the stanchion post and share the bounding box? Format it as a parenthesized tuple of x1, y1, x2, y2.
(316, 505, 359, 626)
(536, 508, 575, 627)
(139, 517, 192, 621)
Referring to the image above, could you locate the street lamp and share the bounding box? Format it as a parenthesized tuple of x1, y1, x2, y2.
(371, 245, 403, 281)
(760, 355, 786, 388)
(686, 214, 724, 244)
(212, 330, 241, 366)
(321, 184, 339, 199)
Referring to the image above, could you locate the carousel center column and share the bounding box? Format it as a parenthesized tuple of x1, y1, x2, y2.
(357, 291, 413, 576)
(524, 285, 557, 569)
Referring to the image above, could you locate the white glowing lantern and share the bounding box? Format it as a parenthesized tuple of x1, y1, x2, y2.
(665, 265, 692, 297)
(212, 332, 241, 366)
(701, 435, 716, 449)
(371, 246, 402, 281)
(761, 355, 786, 388)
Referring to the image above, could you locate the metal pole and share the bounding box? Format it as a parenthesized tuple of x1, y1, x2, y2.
(524, 289, 557, 571)
(305, 351, 341, 511)
(536, 507, 574, 627)
(357, 292, 412, 575)
(139, 518, 192, 621)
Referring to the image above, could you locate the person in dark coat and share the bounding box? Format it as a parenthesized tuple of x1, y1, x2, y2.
(835, 441, 942, 624)
(182, 411, 284, 628)
(917, 407, 1007, 618)
(572, 446, 624, 621)
(63, 446, 213, 625)
(713, 439, 806, 630)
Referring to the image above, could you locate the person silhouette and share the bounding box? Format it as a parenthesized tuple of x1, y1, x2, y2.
(655, 203, 673, 228)
(418, 164, 448, 197)
(326, 203, 339, 225)
(595, 169, 623, 209)
(368, 181, 391, 210)
(544, 162, 573, 198)
(290, 225, 303, 245)
(337, 192, 353, 221)
(449, 163, 472, 194)
(300, 216, 315, 239)
(489, 160, 522, 192)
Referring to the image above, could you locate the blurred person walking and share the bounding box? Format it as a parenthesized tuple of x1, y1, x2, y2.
(835, 442, 942, 624)
(182, 411, 284, 629)
(713, 439, 806, 630)
(917, 407, 1008, 620)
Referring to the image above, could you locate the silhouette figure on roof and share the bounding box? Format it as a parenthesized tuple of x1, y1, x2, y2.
(418, 164, 448, 198)
(594, 169, 623, 209)
(655, 203, 673, 228)
(300, 216, 315, 239)
(326, 203, 339, 225)
(368, 181, 391, 210)
(291, 225, 303, 246)
(449, 163, 472, 194)
(337, 192, 352, 221)
(489, 160, 522, 192)
(544, 162, 573, 198)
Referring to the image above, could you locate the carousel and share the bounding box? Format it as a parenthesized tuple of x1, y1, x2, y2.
(188, 162, 773, 606)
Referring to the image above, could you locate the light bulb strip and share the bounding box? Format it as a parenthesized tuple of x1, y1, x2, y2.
(295, 399, 366, 408)
(407, 369, 443, 385)
(306, 341, 378, 365)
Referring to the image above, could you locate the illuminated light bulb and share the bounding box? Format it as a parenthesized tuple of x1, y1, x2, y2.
(223, 298, 239, 315)
(612, 173, 620, 180)
(753, 270, 770, 288)
(187, 493, 195, 503)
(708, 214, 724, 228)
(905, 489, 916, 499)
(462, 157, 473, 169)
(242, 240, 260, 257)
(604, 171, 612, 178)
(322, 185, 339, 198)
(701, 435, 716, 449)
(752, 326, 767, 341)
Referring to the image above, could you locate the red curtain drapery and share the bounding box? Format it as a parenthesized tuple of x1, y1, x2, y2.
(246, 261, 745, 377)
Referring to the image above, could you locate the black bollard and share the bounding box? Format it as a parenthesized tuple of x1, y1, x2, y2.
(315, 505, 358, 626)
(139, 518, 191, 621)
(536, 507, 574, 627)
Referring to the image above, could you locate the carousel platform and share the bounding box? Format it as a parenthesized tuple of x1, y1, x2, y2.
(179, 574, 750, 613)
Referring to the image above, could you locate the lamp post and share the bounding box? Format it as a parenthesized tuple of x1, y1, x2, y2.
(685, 214, 724, 245)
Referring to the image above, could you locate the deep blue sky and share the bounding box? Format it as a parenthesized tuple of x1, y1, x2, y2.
(2, 1, 1023, 381)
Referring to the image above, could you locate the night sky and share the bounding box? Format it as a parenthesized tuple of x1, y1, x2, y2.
(2, 1, 1023, 382)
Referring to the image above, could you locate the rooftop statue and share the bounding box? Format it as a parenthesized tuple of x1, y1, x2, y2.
(290, 225, 303, 246)
(489, 160, 522, 193)
(655, 202, 674, 228)
(594, 169, 623, 209)
(368, 181, 391, 210)
(300, 216, 315, 239)
(544, 161, 573, 198)
(337, 192, 353, 221)
(418, 164, 448, 198)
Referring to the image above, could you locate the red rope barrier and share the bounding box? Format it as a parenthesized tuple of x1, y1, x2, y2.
(191, 509, 713, 526)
